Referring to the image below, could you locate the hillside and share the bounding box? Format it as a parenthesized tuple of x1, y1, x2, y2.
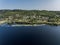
(0, 9, 60, 25)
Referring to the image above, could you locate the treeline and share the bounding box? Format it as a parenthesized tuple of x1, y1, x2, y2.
(0, 9, 60, 17)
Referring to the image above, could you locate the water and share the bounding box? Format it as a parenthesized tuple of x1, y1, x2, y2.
(0, 24, 60, 45)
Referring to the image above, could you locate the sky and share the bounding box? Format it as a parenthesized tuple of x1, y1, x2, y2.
(0, 0, 60, 11)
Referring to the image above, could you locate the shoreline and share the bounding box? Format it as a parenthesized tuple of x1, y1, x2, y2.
(11, 24, 46, 26)
(0, 23, 60, 27)
(0, 20, 60, 26)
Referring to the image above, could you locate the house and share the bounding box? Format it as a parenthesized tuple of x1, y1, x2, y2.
(42, 17, 49, 20)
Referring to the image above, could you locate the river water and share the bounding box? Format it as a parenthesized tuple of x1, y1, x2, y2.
(0, 24, 60, 45)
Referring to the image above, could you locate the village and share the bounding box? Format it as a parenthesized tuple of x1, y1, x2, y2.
(0, 14, 60, 26)
(0, 10, 60, 25)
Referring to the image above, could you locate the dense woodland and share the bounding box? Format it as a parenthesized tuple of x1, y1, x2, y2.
(0, 9, 60, 25)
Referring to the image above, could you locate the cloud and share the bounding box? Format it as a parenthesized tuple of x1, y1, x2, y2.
(45, 0, 60, 10)
(37, 0, 60, 10)
(52, 0, 60, 10)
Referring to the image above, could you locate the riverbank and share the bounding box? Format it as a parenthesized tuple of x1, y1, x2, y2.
(0, 20, 60, 26)
(11, 24, 46, 26)
(11, 23, 60, 26)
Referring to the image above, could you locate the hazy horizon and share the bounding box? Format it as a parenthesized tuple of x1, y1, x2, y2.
(0, 0, 60, 11)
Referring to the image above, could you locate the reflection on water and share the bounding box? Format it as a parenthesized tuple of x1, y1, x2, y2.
(0, 25, 60, 45)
